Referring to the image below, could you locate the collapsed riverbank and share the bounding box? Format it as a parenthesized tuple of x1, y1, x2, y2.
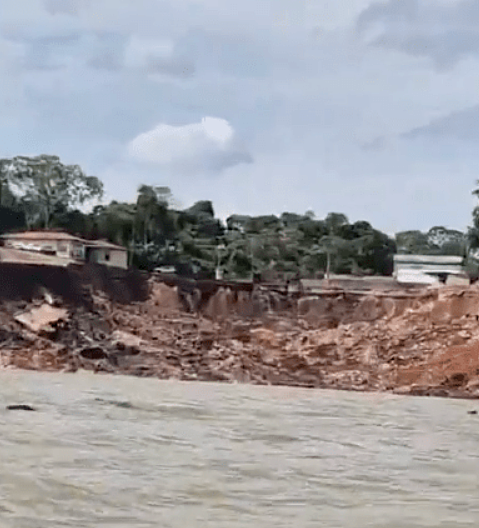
(1, 269, 479, 399)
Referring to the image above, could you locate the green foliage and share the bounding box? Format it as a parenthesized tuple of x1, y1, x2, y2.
(297, 218, 327, 243)
(469, 193, 479, 253)
(395, 230, 430, 254)
(226, 214, 251, 232)
(244, 215, 281, 234)
(280, 212, 306, 227)
(397, 227, 466, 257)
(0, 153, 400, 278)
(464, 256, 479, 281)
(0, 206, 25, 234)
(185, 200, 215, 218)
(324, 212, 349, 236)
(0, 155, 103, 228)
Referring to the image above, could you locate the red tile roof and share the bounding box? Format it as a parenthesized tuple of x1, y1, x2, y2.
(1, 231, 126, 250)
(2, 231, 84, 242)
(83, 239, 127, 251)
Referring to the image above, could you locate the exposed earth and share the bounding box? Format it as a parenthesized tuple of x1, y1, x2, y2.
(2, 271, 479, 399)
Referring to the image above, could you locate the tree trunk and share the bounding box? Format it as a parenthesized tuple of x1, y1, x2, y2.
(128, 238, 134, 267)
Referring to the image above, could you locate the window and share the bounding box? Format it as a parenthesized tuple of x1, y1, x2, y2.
(104, 252, 110, 261)
(72, 246, 83, 258)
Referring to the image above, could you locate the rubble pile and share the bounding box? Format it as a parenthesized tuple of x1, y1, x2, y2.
(2, 279, 479, 398)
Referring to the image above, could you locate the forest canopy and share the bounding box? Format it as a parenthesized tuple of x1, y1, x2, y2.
(0, 154, 472, 279)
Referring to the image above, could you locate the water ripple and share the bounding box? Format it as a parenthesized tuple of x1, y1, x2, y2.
(0, 371, 478, 527)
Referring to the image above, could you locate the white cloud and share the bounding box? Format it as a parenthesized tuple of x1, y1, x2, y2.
(3, 0, 479, 233)
(44, 0, 94, 16)
(124, 36, 174, 69)
(122, 34, 195, 77)
(356, 0, 479, 68)
(1, 0, 83, 41)
(127, 117, 252, 173)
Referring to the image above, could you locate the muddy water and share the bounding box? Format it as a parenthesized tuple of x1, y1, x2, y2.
(0, 372, 479, 527)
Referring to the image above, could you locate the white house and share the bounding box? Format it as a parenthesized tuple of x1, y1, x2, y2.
(393, 254, 467, 285)
(2, 231, 85, 260)
(83, 239, 128, 269)
(1, 231, 128, 269)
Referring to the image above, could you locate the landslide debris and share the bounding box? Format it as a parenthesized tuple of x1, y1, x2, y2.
(2, 278, 479, 399)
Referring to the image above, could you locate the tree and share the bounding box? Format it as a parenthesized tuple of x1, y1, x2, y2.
(226, 214, 251, 232)
(155, 186, 174, 207)
(0, 206, 25, 234)
(183, 201, 223, 239)
(280, 212, 306, 227)
(297, 218, 327, 244)
(136, 185, 164, 246)
(317, 235, 350, 278)
(0, 159, 21, 209)
(353, 231, 396, 275)
(50, 207, 89, 236)
(324, 212, 349, 236)
(133, 185, 180, 268)
(90, 202, 135, 247)
(185, 200, 215, 218)
(396, 227, 466, 257)
(468, 181, 479, 256)
(244, 215, 281, 234)
(427, 226, 466, 256)
(395, 230, 430, 254)
(0, 155, 103, 228)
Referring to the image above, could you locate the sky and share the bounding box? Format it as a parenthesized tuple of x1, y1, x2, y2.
(1, 0, 479, 233)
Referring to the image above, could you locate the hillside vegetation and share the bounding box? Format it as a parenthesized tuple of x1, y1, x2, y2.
(0, 155, 473, 279)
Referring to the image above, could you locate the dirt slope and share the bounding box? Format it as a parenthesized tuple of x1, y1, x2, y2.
(2, 277, 479, 399)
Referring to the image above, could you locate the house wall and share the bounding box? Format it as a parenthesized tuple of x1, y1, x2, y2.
(70, 242, 85, 260)
(394, 262, 464, 274)
(393, 257, 465, 285)
(396, 269, 440, 285)
(446, 274, 470, 286)
(394, 261, 467, 285)
(3, 235, 127, 268)
(5, 239, 85, 261)
(7, 239, 60, 255)
(89, 248, 127, 269)
(56, 240, 70, 258)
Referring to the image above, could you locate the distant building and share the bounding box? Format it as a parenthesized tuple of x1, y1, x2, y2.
(2, 231, 85, 260)
(1, 230, 128, 269)
(83, 239, 128, 269)
(393, 255, 467, 285)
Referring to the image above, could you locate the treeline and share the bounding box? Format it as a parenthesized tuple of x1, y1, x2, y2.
(394, 227, 467, 256)
(0, 154, 472, 279)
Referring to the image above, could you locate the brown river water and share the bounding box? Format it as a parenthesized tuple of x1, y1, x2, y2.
(0, 371, 479, 527)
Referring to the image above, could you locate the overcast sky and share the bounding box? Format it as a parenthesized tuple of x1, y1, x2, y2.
(1, 0, 478, 233)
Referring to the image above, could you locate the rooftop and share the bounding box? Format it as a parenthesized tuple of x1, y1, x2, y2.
(1, 231, 126, 251)
(393, 255, 464, 264)
(83, 239, 126, 251)
(2, 231, 84, 243)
